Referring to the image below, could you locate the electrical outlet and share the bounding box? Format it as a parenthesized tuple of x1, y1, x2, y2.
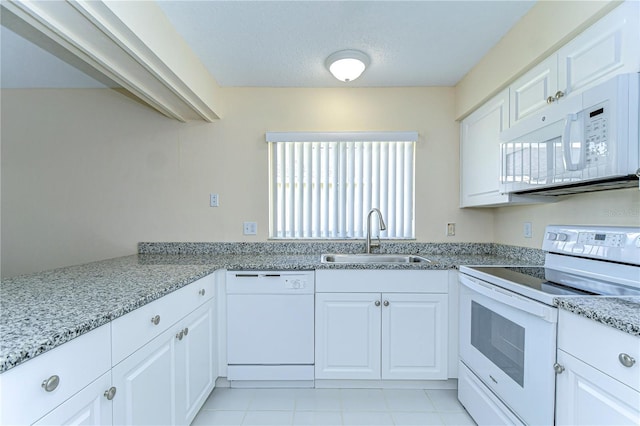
(523, 222, 532, 238)
(243, 222, 257, 235)
(209, 193, 219, 207)
(447, 223, 456, 236)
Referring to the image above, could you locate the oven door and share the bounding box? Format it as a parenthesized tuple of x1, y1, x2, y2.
(459, 273, 558, 426)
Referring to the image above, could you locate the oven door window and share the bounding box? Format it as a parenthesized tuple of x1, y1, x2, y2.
(471, 301, 525, 387)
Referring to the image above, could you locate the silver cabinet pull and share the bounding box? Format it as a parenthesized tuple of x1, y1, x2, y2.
(383, 300, 389, 307)
(41, 375, 60, 392)
(183, 327, 189, 336)
(555, 90, 565, 100)
(546, 96, 556, 104)
(199, 289, 206, 296)
(553, 363, 565, 374)
(176, 330, 184, 341)
(151, 315, 161, 325)
(619, 353, 636, 368)
(104, 386, 117, 400)
(374, 300, 381, 307)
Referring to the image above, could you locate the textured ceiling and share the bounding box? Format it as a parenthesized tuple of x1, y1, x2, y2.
(1, 1, 535, 89)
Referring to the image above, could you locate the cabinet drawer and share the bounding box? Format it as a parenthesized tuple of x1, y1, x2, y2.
(316, 269, 448, 293)
(0, 324, 111, 426)
(558, 310, 639, 390)
(111, 273, 215, 365)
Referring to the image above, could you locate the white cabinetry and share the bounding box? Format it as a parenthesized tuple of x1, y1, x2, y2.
(460, 89, 511, 207)
(509, 1, 639, 125)
(112, 275, 216, 426)
(315, 270, 448, 381)
(0, 324, 111, 426)
(556, 310, 640, 425)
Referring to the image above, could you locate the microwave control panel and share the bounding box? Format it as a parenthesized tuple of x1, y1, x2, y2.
(583, 101, 610, 164)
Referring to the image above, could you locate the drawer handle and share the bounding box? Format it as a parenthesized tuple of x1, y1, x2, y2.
(42, 375, 60, 392)
(104, 386, 117, 400)
(151, 315, 161, 325)
(619, 353, 636, 368)
(199, 289, 206, 296)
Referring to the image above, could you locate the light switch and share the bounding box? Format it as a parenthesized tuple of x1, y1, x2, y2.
(524, 222, 532, 238)
(210, 193, 219, 207)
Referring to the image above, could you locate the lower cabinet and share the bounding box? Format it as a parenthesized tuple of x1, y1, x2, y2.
(33, 372, 113, 426)
(555, 349, 640, 425)
(314, 270, 449, 381)
(556, 310, 640, 425)
(112, 301, 216, 426)
(315, 292, 447, 381)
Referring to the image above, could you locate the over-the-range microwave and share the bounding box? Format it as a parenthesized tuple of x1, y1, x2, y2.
(500, 72, 639, 196)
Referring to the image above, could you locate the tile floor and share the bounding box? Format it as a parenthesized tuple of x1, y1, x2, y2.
(191, 387, 476, 426)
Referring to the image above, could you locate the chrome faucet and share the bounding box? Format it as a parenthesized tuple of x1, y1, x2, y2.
(366, 208, 387, 254)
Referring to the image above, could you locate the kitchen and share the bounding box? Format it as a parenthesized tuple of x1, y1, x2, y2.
(1, 1, 639, 425)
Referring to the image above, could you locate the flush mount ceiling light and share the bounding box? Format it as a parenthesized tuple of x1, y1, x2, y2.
(325, 50, 370, 82)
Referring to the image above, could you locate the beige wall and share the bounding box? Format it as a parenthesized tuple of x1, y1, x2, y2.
(1, 87, 494, 277)
(493, 189, 640, 248)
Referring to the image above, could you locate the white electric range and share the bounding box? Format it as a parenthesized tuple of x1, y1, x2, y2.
(457, 225, 640, 425)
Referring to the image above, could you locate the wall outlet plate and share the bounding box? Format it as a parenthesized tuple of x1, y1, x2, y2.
(243, 222, 257, 235)
(523, 222, 532, 238)
(447, 223, 455, 236)
(210, 193, 219, 207)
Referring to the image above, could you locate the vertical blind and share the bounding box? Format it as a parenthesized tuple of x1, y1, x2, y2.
(267, 132, 416, 239)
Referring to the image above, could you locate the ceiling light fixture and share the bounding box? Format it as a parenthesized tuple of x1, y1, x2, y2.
(325, 50, 370, 82)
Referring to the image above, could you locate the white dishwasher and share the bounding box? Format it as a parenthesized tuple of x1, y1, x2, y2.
(226, 271, 315, 385)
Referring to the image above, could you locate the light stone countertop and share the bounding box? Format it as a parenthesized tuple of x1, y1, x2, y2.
(554, 296, 640, 336)
(1, 244, 636, 373)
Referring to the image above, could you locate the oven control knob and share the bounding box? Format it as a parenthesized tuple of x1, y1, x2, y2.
(557, 233, 568, 242)
(546, 232, 557, 241)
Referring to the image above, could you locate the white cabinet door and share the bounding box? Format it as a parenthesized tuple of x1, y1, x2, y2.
(509, 55, 559, 127)
(33, 372, 113, 426)
(112, 328, 177, 426)
(176, 301, 216, 426)
(558, 1, 640, 98)
(381, 293, 448, 380)
(556, 349, 640, 426)
(315, 293, 381, 380)
(460, 88, 510, 207)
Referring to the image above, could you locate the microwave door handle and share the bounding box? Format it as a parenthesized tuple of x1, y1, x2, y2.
(562, 113, 585, 171)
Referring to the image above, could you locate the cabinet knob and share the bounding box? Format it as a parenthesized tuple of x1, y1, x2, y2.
(383, 300, 389, 307)
(41, 375, 60, 392)
(199, 289, 206, 296)
(183, 327, 189, 336)
(546, 96, 556, 104)
(104, 386, 117, 400)
(151, 315, 161, 325)
(619, 353, 636, 368)
(555, 90, 565, 100)
(553, 362, 565, 374)
(374, 300, 381, 307)
(176, 330, 184, 341)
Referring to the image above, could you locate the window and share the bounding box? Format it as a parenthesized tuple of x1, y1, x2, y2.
(267, 131, 417, 239)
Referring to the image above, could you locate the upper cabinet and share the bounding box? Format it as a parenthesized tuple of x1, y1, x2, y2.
(460, 89, 510, 207)
(460, 0, 639, 208)
(509, 1, 639, 127)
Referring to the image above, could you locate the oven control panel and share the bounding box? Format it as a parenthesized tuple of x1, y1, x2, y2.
(543, 225, 640, 265)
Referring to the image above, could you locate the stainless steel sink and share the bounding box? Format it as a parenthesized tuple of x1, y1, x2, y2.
(321, 253, 431, 264)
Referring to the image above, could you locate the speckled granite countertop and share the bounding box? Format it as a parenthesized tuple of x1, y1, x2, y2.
(3, 242, 634, 373)
(554, 296, 640, 336)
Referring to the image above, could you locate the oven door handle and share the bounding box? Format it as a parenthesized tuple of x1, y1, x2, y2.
(459, 275, 557, 323)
